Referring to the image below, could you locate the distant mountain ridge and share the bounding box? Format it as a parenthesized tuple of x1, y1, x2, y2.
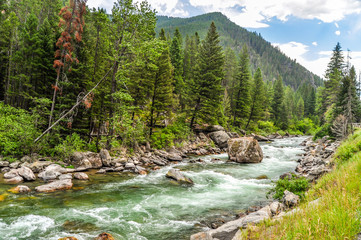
(156, 12, 323, 89)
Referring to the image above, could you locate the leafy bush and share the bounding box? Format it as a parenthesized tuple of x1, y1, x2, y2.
(53, 133, 87, 159)
(0, 103, 40, 157)
(151, 118, 191, 149)
(313, 123, 332, 140)
(257, 121, 277, 135)
(269, 174, 310, 200)
(289, 118, 316, 135)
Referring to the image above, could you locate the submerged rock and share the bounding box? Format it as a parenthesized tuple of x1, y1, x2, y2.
(256, 174, 268, 180)
(227, 137, 263, 163)
(8, 185, 31, 194)
(165, 169, 193, 185)
(35, 179, 73, 193)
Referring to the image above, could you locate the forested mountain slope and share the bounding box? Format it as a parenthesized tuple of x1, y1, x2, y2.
(156, 12, 323, 89)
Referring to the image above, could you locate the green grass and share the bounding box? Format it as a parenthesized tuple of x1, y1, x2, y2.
(242, 130, 361, 240)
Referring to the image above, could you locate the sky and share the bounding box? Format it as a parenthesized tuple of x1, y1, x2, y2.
(87, 0, 361, 78)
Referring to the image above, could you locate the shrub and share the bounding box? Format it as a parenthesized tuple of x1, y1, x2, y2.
(151, 118, 191, 149)
(53, 133, 87, 159)
(257, 121, 277, 135)
(0, 103, 40, 157)
(269, 174, 310, 200)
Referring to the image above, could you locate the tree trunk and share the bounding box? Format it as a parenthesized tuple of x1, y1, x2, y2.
(190, 97, 201, 128)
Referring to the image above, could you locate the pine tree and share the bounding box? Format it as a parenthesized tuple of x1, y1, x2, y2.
(232, 44, 251, 127)
(272, 76, 284, 127)
(190, 22, 224, 127)
(170, 28, 184, 109)
(246, 68, 265, 129)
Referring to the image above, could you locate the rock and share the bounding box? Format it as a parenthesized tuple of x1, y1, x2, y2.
(124, 162, 135, 170)
(8, 185, 31, 194)
(4, 169, 19, 179)
(28, 161, 52, 173)
(282, 190, 300, 208)
(95, 232, 115, 240)
(256, 174, 268, 180)
(279, 172, 293, 180)
(135, 166, 146, 173)
(59, 173, 73, 180)
(1, 167, 10, 173)
(96, 169, 106, 174)
(5, 176, 23, 184)
(251, 134, 270, 142)
(35, 179, 73, 193)
(270, 201, 281, 215)
(209, 131, 231, 149)
(167, 153, 182, 161)
(205, 125, 225, 132)
(74, 172, 89, 180)
(0, 161, 9, 167)
(227, 137, 263, 163)
(99, 149, 112, 167)
(17, 166, 36, 181)
(227, 132, 240, 138)
(70, 152, 102, 169)
(20, 155, 32, 163)
(190, 232, 212, 240)
(58, 237, 78, 240)
(38, 164, 66, 181)
(9, 161, 21, 169)
(165, 169, 193, 185)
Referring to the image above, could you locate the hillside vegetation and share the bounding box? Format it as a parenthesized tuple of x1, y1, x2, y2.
(157, 12, 323, 89)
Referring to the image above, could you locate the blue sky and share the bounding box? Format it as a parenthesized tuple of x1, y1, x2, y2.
(87, 0, 361, 77)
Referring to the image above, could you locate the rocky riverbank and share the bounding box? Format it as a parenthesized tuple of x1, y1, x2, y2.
(190, 135, 340, 240)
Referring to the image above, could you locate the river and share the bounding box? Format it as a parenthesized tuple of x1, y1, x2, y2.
(0, 136, 307, 240)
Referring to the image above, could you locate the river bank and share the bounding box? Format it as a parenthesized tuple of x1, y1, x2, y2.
(0, 134, 306, 240)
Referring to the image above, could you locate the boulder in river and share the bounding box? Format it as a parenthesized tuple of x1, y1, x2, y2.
(70, 152, 102, 169)
(95, 232, 115, 240)
(5, 176, 23, 184)
(209, 131, 230, 149)
(74, 172, 89, 180)
(227, 137, 263, 163)
(17, 166, 36, 181)
(166, 169, 194, 185)
(4, 169, 19, 179)
(38, 164, 66, 181)
(28, 161, 52, 173)
(35, 179, 73, 193)
(0, 161, 9, 167)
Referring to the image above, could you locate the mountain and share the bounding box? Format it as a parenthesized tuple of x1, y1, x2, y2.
(156, 12, 323, 89)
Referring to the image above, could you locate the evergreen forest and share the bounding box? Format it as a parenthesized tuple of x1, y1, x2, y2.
(1, 0, 360, 160)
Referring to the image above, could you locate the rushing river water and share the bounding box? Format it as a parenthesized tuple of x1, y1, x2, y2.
(0, 137, 307, 240)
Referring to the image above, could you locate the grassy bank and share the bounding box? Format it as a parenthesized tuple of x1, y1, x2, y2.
(243, 129, 361, 240)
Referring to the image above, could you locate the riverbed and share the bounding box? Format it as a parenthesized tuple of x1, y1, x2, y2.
(0, 137, 307, 240)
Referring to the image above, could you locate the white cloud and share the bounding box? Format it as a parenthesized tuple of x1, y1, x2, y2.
(271, 41, 361, 77)
(335, 30, 341, 35)
(147, 0, 189, 17)
(188, 0, 361, 28)
(312, 41, 318, 46)
(335, 22, 339, 28)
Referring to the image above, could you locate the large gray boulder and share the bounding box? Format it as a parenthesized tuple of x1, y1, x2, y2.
(70, 152, 102, 169)
(38, 164, 66, 181)
(99, 149, 112, 167)
(28, 161, 52, 173)
(4, 169, 19, 179)
(166, 169, 193, 185)
(17, 166, 36, 181)
(35, 179, 73, 192)
(209, 131, 231, 149)
(227, 137, 263, 163)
